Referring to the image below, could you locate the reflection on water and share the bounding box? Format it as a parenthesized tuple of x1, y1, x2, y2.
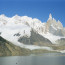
(0, 53, 65, 65)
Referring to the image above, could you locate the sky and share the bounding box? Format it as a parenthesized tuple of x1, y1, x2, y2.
(0, 0, 65, 27)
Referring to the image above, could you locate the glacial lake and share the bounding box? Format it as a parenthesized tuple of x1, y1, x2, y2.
(0, 53, 65, 65)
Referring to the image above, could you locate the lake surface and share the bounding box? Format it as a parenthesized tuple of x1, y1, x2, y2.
(0, 53, 65, 65)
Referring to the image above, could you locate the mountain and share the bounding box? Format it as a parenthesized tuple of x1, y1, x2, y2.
(45, 14, 64, 36)
(18, 29, 52, 46)
(0, 36, 57, 56)
(0, 36, 31, 56)
(0, 13, 65, 55)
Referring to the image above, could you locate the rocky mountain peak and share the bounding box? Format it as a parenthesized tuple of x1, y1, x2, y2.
(57, 20, 63, 29)
(48, 13, 52, 20)
(45, 14, 65, 36)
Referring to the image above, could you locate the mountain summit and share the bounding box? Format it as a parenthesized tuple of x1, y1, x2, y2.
(46, 14, 64, 36)
(48, 13, 52, 20)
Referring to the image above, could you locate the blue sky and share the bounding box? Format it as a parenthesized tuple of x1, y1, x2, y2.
(0, 0, 65, 27)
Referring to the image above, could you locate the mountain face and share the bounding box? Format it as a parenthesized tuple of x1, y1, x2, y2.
(0, 36, 31, 56)
(0, 14, 65, 54)
(0, 36, 58, 56)
(45, 14, 64, 36)
(18, 29, 52, 46)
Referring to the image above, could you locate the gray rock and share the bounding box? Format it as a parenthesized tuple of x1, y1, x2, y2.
(18, 29, 52, 46)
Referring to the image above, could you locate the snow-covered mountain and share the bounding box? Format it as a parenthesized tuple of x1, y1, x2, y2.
(0, 14, 65, 51)
(45, 14, 64, 36)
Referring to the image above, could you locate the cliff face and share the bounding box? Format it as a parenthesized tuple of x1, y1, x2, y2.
(18, 30, 52, 46)
(45, 14, 64, 36)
